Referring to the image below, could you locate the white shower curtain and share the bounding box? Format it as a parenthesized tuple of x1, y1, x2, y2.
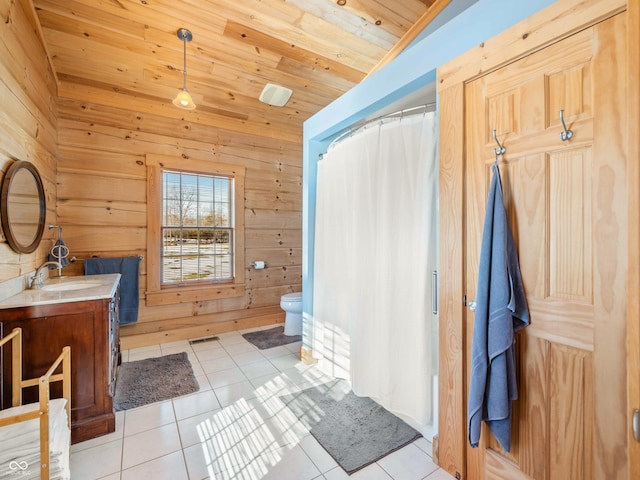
(312, 111, 438, 436)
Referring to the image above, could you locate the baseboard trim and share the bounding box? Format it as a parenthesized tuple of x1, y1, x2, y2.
(120, 312, 284, 349)
(300, 346, 317, 365)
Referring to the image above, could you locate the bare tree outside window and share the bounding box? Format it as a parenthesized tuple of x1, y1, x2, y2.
(161, 170, 233, 283)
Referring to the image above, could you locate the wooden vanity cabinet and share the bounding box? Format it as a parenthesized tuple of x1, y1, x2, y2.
(0, 287, 120, 444)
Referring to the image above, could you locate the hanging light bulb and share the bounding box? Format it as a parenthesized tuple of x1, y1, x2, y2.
(173, 28, 196, 110)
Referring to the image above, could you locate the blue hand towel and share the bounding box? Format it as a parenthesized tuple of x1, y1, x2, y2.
(468, 164, 529, 453)
(84, 256, 141, 325)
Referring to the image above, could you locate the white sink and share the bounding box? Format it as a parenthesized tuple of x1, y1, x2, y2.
(41, 281, 103, 292)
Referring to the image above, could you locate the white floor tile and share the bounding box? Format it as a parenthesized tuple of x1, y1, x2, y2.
(279, 366, 311, 386)
(183, 442, 216, 480)
(376, 444, 439, 480)
(240, 359, 280, 379)
(232, 349, 267, 366)
(285, 340, 303, 353)
(195, 373, 213, 391)
(127, 346, 163, 362)
(224, 342, 259, 356)
(269, 353, 303, 371)
(324, 462, 393, 480)
(299, 434, 339, 473)
(255, 444, 322, 480)
(214, 380, 258, 407)
(300, 368, 337, 388)
(207, 366, 248, 389)
(425, 469, 458, 480)
(412, 437, 433, 457)
(120, 450, 188, 480)
(96, 474, 120, 480)
(159, 343, 193, 356)
(200, 355, 237, 374)
(259, 412, 311, 449)
(248, 370, 288, 390)
(121, 423, 182, 470)
(172, 389, 221, 421)
(70, 438, 123, 479)
(190, 361, 206, 379)
(260, 345, 292, 359)
(195, 348, 231, 365)
(123, 400, 176, 437)
(177, 409, 222, 448)
(238, 394, 285, 419)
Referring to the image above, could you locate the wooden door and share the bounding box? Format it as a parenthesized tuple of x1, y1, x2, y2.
(628, 2, 640, 478)
(464, 13, 628, 480)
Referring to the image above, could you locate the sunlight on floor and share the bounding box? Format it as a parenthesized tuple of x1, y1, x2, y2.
(69, 325, 454, 480)
(196, 362, 339, 479)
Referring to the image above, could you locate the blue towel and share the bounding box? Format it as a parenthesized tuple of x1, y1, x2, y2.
(468, 164, 529, 453)
(84, 256, 141, 325)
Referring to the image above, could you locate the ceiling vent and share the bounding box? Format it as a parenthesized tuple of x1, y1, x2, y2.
(259, 83, 293, 107)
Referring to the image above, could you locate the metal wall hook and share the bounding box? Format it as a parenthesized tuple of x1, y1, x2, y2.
(493, 129, 506, 156)
(559, 109, 573, 141)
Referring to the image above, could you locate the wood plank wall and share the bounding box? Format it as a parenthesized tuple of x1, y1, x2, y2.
(0, 0, 58, 281)
(0, 1, 302, 350)
(55, 84, 303, 349)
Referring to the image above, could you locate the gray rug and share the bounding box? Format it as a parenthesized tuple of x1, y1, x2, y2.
(280, 380, 421, 474)
(114, 352, 199, 411)
(242, 325, 301, 349)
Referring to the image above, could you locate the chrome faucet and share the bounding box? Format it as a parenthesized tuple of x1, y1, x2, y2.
(30, 261, 62, 289)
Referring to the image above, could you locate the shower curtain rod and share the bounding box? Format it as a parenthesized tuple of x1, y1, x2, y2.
(324, 102, 437, 153)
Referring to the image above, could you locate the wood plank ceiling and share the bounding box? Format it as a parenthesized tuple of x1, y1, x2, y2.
(31, 0, 447, 140)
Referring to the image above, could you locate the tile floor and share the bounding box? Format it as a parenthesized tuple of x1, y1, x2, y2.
(70, 325, 456, 480)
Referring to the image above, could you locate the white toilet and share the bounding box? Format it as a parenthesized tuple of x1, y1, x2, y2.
(280, 292, 302, 336)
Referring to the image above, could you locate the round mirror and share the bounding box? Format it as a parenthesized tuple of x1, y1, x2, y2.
(1, 161, 46, 253)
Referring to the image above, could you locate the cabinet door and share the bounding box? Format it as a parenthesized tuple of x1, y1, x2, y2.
(1, 301, 108, 423)
(463, 14, 627, 480)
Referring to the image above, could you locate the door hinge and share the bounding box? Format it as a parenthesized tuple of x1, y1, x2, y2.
(634, 409, 640, 443)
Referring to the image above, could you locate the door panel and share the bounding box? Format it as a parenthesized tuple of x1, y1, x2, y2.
(464, 13, 627, 480)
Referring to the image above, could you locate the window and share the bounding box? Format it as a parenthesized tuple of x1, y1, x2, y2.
(162, 170, 233, 284)
(146, 155, 245, 306)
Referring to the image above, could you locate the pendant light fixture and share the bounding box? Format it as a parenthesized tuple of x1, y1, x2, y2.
(173, 28, 196, 110)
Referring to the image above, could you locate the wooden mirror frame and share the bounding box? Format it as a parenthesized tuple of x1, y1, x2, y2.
(0, 160, 46, 254)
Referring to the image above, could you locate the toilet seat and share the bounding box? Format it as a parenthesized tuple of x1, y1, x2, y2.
(281, 292, 302, 302)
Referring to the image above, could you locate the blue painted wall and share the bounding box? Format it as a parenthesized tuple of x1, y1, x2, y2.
(302, 0, 555, 342)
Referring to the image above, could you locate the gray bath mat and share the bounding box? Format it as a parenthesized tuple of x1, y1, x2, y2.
(114, 352, 199, 411)
(280, 380, 421, 474)
(242, 325, 301, 350)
